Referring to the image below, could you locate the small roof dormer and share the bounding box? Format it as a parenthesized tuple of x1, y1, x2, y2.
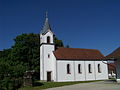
(41, 12, 52, 35)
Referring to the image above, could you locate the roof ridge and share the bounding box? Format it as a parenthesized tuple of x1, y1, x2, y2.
(58, 47, 99, 51)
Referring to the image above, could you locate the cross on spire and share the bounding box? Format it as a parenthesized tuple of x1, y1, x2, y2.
(45, 11, 48, 18)
(40, 12, 52, 35)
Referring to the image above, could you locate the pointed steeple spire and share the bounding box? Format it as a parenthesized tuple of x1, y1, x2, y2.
(41, 12, 51, 35)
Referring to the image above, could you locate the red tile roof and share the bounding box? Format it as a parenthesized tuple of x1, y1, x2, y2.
(54, 47, 104, 60)
(106, 47, 120, 59)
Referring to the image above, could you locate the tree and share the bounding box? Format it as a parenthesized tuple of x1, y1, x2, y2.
(54, 36, 64, 49)
(10, 33, 64, 79)
(11, 33, 40, 73)
(0, 33, 64, 89)
(0, 49, 24, 90)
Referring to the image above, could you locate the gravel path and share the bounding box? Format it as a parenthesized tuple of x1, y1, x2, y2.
(46, 81, 120, 90)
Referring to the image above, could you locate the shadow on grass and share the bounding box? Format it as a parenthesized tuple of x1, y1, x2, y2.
(19, 80, 104, 90)
(33, 81, 44, 86)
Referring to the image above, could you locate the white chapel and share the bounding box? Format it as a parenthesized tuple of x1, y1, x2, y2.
(40, 13, 108, 82)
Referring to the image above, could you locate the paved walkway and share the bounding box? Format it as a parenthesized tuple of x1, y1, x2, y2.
(46, 80, 120, 90)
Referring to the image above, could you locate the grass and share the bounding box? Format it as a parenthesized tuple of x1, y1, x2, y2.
(19, 80, 102, 90)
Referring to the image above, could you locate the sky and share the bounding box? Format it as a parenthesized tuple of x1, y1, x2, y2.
(0, 0, 120, 56)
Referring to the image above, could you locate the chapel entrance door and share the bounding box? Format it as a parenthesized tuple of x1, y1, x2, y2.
(47, 71, 51, 82)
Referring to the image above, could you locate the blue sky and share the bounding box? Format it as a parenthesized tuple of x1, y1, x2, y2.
(0, 0, 120, 56)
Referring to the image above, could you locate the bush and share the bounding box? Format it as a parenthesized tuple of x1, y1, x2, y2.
(0, 77, 23, 90)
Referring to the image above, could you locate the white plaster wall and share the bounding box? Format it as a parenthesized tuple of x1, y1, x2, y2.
(85, 61, 95, 80)
(40, 45, 43, 80)
(56, 60, 108, 82)
(40, 31, 53, 44)
(40, 30, 55, 81)
(51, 53, 57, 81)
(57, 60, 75, 82)
(74, 61, 86, 81)
(40, 44, 55, 81)
(95, 61, 108, 80)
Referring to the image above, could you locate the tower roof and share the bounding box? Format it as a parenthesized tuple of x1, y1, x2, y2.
(41, 12, 52, 35)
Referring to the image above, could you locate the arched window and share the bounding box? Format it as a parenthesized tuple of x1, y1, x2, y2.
(47, 36, 50, 43)
(98, 64, 101, 73)
(78, 64, 82, 73)
(67, 64, 71, 74)
(88, 64, 92, 73)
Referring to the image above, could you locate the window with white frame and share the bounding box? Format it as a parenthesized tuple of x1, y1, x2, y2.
(67, 64, 71, 74)
(78, 64, 82, 73)
(88, 64, 92, 73)
(98, 64, 101, 73)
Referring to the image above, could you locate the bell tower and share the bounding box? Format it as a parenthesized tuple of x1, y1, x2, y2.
(40, 12, 54, 44)
(40, 12, 55, 81)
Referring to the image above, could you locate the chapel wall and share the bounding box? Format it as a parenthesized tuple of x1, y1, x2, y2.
(56, 60, 108, 82)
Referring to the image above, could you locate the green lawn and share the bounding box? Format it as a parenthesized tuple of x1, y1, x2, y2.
(19, 80, 102, 90)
